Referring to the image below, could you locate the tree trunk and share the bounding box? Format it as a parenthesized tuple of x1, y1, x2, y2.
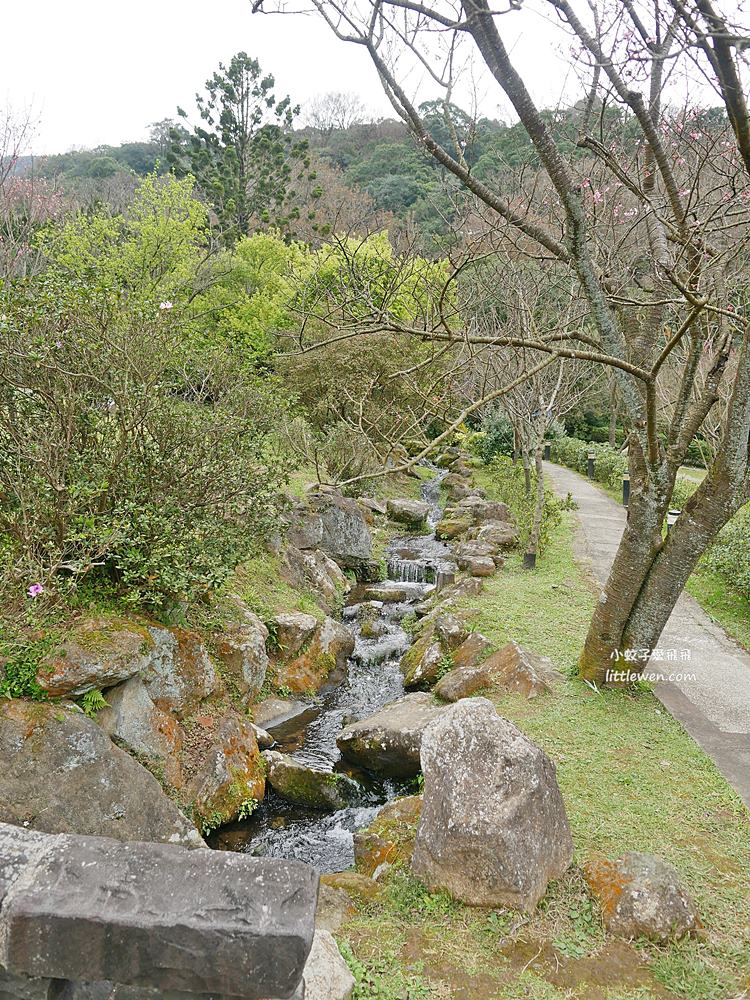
(525, 443, 545, 569)
(608, 378, 618, 448)
(580, 466, 744, 684)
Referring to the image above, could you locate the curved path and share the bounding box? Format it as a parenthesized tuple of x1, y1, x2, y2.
(545, 462, 750, 809)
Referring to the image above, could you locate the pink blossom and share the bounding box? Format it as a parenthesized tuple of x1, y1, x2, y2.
(27, 583, 44, 598)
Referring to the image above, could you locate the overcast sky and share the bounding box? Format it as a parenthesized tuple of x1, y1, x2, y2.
(2, 0, 578, 154)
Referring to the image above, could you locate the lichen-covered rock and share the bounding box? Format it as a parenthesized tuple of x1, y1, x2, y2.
(361, 584, 409, 603)
(320, 871, 382, 904)
(465, 555, 497, 577)
(473, 521, 519, 548)
(0, 701, 203, 848)
(285, 503, 324, 550)
(434, 663, 493, 702)
(453, 540, 503, 568)
(35, 617, 154, 698)
(451, 631, 493, 669)
(215, 612, 269, 703)
(452, 497, 512, 525)
(280, 545, 350, 614)
(400, 634, 444, 690)
(263, 751, 361, 810)
(336, 693, 446, 778)
(309, 491, 372, 571)
(251, 697, 310, 729)
(434, 517, 472, 540)
(354, 796, 422, 877)
(584, 853, 701, 942)
(478, 641, 563, 698)
(142, 627, 218, 718)
(271, 616, 354, 694)
(186, 713, 265, 834)
(412, 698, 573, 909)
(302, 930, 355, 1000)
(96, 677, 183, 787)
(433, 613, 468, 651)
(386, 498, 430, 526)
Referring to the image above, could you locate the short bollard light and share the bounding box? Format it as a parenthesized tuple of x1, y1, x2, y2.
(543, 442, 551, 461)
(622, 473, 630, 507)
(666, 509, 681, 531)
(587, 450, 596, 479)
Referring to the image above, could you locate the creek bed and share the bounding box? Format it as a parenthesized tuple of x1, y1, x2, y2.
(210, 467, 454, 872)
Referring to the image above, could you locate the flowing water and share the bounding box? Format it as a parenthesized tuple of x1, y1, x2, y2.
(211, 466, 456, 872)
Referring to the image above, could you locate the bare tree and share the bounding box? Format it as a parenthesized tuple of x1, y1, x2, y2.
(254, 0, 750, 684)
(304, 91, 370, 137)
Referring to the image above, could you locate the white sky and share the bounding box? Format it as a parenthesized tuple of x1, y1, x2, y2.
(2, 0, 576, 154)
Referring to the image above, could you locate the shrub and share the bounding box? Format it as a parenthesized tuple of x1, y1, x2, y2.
(0, 273, 292, 611)
(479, 410, 514, 463)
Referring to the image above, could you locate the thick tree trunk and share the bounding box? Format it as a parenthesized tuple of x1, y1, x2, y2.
(580, 466, 745, 684)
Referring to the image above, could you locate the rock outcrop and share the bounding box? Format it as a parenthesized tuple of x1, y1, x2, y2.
(302, 930, 355, 1000)
(435, 641, 562, 702)
(0, 701, 203, 848)
(336, 693, 446, 778)
(411, 698, 573, 909)
(584, 853, 701, 942)
(353, 796, 422, 878)
(213, 611, 269, 703)
(142, 627, 218, 718)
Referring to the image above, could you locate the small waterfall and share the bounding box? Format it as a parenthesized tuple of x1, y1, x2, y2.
(386, 558, 434, 583)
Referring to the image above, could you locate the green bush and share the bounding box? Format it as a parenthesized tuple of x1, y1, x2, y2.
(550, 437, 628, 490)
(479, 410, 514, 463)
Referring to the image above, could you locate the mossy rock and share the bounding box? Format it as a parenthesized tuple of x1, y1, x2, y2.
(263, 751, 362, 810)
(434, 518, 472, 541)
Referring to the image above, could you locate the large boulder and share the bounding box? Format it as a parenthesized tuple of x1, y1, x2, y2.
(214, 611, 269, 703)
(186, 712, 266, 834)
(336, 693, 446, 778)
(386, 498, 430, 527)
(142, 627, 218, 718)
(96, 677, 183, 787)
(436, 641, 562, 703)
(473, 521, 519, 548)
(280, 545, 350, 615)
(308, 491, 372, 571)
(263, 752, 361, 811)
(0, 701, 203, 848)
(0, 823, 317, 999)
(452, 497, 512, 525)
(285, 503, 324, 550)
(434, 517, 472, 541)
(270, 615, 354, 694)
(584, 853, 701, 942)
(35, 617, 154, 698)
(411, 698, 573, 910)
(479, 641, 563, 698)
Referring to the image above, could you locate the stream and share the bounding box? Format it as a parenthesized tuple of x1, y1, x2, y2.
(211, 466, 454, 872)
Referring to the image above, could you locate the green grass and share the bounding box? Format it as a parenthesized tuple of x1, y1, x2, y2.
(336, 466, 750, 999)
(686, 567, 750, 651)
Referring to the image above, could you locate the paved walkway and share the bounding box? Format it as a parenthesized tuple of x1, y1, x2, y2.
(546, 462, 750, 808)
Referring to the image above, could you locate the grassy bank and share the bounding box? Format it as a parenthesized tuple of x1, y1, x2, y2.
(336, 468, 750, 999)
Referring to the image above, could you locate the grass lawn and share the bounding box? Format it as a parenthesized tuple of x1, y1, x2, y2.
(335, 468, 750, 999)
